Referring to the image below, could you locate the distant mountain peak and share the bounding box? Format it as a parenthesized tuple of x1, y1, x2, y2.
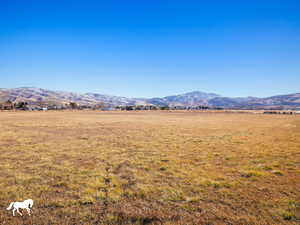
(183, 90, 220, 95)
(19, 86, 36, 89)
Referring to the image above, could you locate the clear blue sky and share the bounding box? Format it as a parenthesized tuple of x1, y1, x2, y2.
(0, 0, 299, 98)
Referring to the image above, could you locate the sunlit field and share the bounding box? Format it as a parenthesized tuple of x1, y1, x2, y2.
(0, 111, 299, 225)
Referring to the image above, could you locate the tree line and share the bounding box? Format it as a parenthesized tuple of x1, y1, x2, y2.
(0, 100, 224, 111)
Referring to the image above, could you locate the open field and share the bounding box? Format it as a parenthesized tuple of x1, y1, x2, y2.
(0, 111, 299, 225)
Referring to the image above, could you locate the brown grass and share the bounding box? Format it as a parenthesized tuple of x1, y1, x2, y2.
(0, 111, 299, 225)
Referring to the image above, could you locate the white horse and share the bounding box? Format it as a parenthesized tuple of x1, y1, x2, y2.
(6, 199, 34, 216)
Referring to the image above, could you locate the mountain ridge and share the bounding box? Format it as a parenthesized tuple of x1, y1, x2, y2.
(0, 87, 300, 109)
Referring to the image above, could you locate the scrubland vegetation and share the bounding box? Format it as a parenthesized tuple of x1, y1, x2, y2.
(0, 111, 299, 225)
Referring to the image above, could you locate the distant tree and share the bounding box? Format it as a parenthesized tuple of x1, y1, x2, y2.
(125, 106, 134, 111)
(15, 101, 28, 110)
(150, 106, 158, 110)
(135, 105, 143, 110)
(69, 102, 78, 109)
(92, 103, 105, 110)
(160, 106, 170, 110)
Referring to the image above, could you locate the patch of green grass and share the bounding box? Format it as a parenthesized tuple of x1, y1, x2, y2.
(201, 180, 233, 189)
(240, 170, 269, 178)
(163, 189, 186, 202)
(281, 211, 293, 221)
(272, 170, 284, 176)
(159, 167, 167, 171)
(263, 165, 273, 171)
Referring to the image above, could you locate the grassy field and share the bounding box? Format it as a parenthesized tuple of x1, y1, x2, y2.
(0, 111, 299, 225)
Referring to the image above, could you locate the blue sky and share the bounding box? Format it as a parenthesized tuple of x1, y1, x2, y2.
(0, 0, 299, 98)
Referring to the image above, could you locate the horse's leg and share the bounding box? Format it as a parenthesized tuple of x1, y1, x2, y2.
(16, 208, 22, 216)
(26, 208, 31, 216)
(12, 208, 16, 216)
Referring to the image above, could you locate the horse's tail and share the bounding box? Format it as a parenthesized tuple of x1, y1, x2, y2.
(6, 202, 14, 210)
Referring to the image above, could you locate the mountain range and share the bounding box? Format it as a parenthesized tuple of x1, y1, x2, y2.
(1, 87, 300, 109)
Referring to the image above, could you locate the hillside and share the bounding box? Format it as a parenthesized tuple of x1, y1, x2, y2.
(0, 87, 300, 109)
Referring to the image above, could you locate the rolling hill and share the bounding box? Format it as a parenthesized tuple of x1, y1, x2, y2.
(0, 87, 300, 109)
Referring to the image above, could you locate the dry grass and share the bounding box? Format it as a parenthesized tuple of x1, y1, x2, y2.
(0, 110, 299, 225)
